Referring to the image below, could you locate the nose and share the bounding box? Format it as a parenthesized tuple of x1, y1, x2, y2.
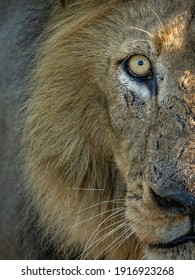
(151, 186, 195, 215)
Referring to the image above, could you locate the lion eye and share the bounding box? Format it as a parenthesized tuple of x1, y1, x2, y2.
(126, 54, 152, 78)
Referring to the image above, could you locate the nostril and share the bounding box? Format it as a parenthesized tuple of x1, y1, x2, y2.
(150, 188, 195, 214)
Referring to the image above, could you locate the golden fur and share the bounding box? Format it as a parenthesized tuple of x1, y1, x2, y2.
(22, 0, 195, 259)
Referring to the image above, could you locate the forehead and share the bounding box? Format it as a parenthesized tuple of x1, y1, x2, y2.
(154, 10, 194, 53)
(120, 0, 195, 52)
(108, 0, 195, 64)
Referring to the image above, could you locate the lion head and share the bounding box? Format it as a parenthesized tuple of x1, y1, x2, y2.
(23, 0, 195, 259)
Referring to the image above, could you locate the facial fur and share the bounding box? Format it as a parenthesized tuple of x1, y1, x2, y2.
(22, 0, 195, 259)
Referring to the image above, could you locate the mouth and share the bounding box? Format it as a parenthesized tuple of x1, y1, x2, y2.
(150, 233, 195, 249)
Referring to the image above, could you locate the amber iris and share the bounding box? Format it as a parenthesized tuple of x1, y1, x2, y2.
(127, 55, 151, 78)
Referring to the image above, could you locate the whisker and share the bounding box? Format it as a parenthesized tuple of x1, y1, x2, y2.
(82, 207, 148, 259)
(131, 39, 154, 44)
(80, 219, 125, 259)
(135, 238, 142, 258)
(150, 8, 164, 29)
(83, 211, 125, 247)
(66, 207, 124, 230)
(79, 199, 125, 213)
(128, 230, 142, 258)
(84, 213, 125, 249)
(93, 221, 127, 260)
(129, 26, 153, 38)
(80, 210, 125, 259)
(130, 223, 150, 257)
(109, 226, 134, 259)
(94, 223, 130, 260)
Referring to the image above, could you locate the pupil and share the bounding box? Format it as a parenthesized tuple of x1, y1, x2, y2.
(137, 60, 144, 66)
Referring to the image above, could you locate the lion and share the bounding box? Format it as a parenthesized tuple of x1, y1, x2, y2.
(0, 0, 194, 260)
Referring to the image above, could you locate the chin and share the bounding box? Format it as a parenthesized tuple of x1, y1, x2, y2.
(143, 242, 195, 260)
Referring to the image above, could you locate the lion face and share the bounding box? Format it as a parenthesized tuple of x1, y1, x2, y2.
(105, 1, 195, 259)
(24, 0, 194, 259)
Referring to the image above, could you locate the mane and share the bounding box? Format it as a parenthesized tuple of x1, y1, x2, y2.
(22, 0, 140, 259)
(24, 0, 117, 195)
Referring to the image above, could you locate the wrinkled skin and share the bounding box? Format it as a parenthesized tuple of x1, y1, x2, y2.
(0, 0, 194, 260)
(108, 1, 195, 259)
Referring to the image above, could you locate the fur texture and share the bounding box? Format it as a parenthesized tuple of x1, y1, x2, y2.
(0, 0, 195, 259)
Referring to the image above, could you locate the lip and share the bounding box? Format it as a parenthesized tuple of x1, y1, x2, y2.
(150, 233, 195, 249)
